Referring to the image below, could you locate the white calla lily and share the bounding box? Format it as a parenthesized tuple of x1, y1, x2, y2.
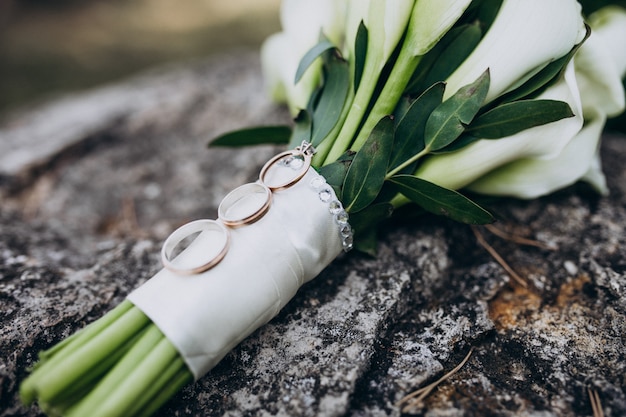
(588, 6, 626, 79)
(406, 0, 473, 56)
(261, 33, 317, 111)
(260, 0, 347, 114)
(467, 111, 607, 198)
(574, 30, 625, 117)
(581, 150, 608, 196)
(444, 0, 586, 102)
(329, 0, 472, 159)
(575, 6, 626, 118)
(462, 5, 626, 198)
(342, 0, 371, 60)
(414, 62, 583, 192)
(322, 0, 417, 161)
(280, 0, 346, 48)
(366, 0, 415, 70)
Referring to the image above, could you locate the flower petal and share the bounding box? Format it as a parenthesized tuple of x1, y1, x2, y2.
(588, 6, 626, 79)
(467, 111, 607, 198)
(406, 0, 473, 56)
(260, 32, 322, 114)
(261, 0, 349, 114)
(444, 0, 586, 102)
(414, 63, 583, 191)
(366, 0, 415, 67)
(343, 0, 371, 59)
(280, 0, 347, 47)
(576, 7, 626, 117)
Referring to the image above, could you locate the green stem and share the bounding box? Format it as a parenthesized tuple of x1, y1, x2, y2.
(39, 327, 148, 413)
(322, 57, 384, 164)
(134, 367, 193, 417)
(37, 300, 133, 365)
(20, 301, 135, 405)
(350, 48, 423, 154)
(64, 324, 164, 417)
(31, 306, 151, 404)
(385, 146, 430, 179)
(312, 86, 355, 167)
(86, 333, 180, 417)
(126, 357, 190, 417)
(390, 192, 410, 209)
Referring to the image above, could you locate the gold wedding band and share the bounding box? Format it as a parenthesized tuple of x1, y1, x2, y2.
(218, 182, 272, 227)
(259, 150, 311, 191)
(161, 219, 230, 275)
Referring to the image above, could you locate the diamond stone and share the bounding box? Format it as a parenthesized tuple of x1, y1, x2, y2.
(288, 157, 304, 170)
(278, 156, 294, 167)
(342, 235, 354, 251)
(335, 210, 349, 225)
(328, 200, 343, 214)
(318, 188, 332, 203)
(309, 176, 326, 190)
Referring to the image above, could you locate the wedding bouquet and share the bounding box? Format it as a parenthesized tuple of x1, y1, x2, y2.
(20, 1, 626, 416)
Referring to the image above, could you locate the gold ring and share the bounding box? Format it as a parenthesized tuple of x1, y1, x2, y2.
(259, 150, 311, 191)
(218, 182, 272, 227)
(161, 219, 230, 275)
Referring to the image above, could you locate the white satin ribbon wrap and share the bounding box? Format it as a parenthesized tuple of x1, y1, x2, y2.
(127, 168, 343, 379)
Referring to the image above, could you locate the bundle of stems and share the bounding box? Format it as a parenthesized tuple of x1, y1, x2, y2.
(20, 301, 192, 417)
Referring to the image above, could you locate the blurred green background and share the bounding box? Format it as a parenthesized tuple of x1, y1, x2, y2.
(0, 0, 281, 114)
(0, 0, 624, 131)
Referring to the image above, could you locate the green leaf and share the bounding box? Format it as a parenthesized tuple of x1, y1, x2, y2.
(353, 229, 378, 257)
(430, 133, 479, 154)
(306, 84, 323, 115)
(349, 202, 394, 256)
(424, 70, 490, 151)
(317, 151, 355, 196)
(311, 54, 350, 146)
(495, 56, 569, 105)
(393, 95, 413, 122)
(389, 174, 494, 224)
(209, 126, 291, 147)
(465, 0, 503, 33)
(295, 39, 337, 84)
(405, 23, 482, 97)
(389, 82, 445, 172)
(288, 110, 312, 148)
(342, 116, 394, 213)
(467, 99, 574, 139)
(354, 20, 368, 92)
(350, 202, 394, 230)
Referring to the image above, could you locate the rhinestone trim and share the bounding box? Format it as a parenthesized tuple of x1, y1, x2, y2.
(309, 175, 354, 252)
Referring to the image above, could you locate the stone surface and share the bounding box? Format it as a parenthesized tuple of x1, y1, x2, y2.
(1, 51, 625, 417)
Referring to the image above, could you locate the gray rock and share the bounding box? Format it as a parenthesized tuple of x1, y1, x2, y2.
(1, 51, 625, 417)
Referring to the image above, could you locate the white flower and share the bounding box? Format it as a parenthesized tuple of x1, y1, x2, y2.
(342, 0, 371, 60)
(279, 0, 346, 47)
(361, 0, 416, 72)
(588, 6, 626, 80)
(466, 111, 608, 198)
(576, 6, 626, 117)
(405, 0, 473, 56)
(444, 0, 586, 102)
(415, 5, 626, 199)
(260, 0, 347, 114)
(464, 5, 626, 198)
(415, 62, 584, 192)
(261, 33, 317, 111)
